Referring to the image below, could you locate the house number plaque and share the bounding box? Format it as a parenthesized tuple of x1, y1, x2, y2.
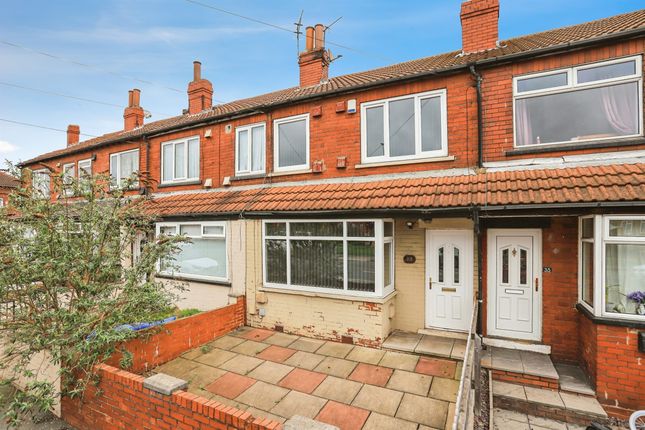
(403, 255, 416, 264)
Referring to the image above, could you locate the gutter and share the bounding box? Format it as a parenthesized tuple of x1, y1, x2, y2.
(22, 27, 645, 166)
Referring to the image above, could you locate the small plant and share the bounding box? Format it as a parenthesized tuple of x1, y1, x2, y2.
(119, 349, 134, 370)
(200, 344, 213, 354)
(627, 291, 645, 315)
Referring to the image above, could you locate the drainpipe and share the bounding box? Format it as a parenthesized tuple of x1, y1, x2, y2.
(144, 136, 151, 195)
(469, 65, 483, 169)
(473, 207, 483, 337)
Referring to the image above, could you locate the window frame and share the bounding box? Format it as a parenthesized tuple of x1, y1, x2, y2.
(273, 114, 310, 173)
(360, 89, 448, 164)
(512, 55, 643, 148)
(578, 214, 645, 321)
(109, 148, 140, 189)
(155, 221, 229, 283)
(32, 169, 50, 198)
(160, 136, 200, 184)
(235, 122, 266, 176)
(62, 163, 76, 196)
(262, 219, 395, 298)
(78, 158, 92, 177)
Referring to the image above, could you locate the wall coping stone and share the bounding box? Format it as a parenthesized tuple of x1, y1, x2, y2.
(143, 373, 188, 395)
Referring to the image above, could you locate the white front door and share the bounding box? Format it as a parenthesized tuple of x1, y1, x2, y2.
(425, 230, 473, 331)
(487, 229, 542, 341)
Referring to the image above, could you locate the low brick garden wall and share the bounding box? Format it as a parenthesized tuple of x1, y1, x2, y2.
(61, 296, 284, 430)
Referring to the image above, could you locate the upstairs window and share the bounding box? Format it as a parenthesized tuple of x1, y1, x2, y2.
(514, 56, 642, 147)
(62, 163, 75, 196)
(361, 90, 447, 164)
(110, 149, 139, 188)
(32, 169, 50, 198)
(236, 123, 266, 176)
(78, 158, 92, 192)
(161, 137, 200, 184)
(274, 114, 309, 172)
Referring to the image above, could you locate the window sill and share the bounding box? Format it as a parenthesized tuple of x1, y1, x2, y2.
(268, 169, 313, 178)
(505, 137, 645, 157)
(155, 273, 231, 287)
(157, 180, 202, 188)
(231, 173, 267, 182)
(355, 155, 455, 169)
(576, 303, 645, 329)
(258, 286, 397, 303)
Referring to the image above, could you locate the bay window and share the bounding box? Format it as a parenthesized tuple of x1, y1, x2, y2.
(274, 114, 309, 172)
(161, 136, 200, 184)
(110, 149, 139, 188)
(514, 56, 642, 147)
(156, 221, 228, 283)
(236, 123, 265, 176)
(263, 220, 395, 297)
(361, 90, 447, 164)
(579, 215, 645, 320)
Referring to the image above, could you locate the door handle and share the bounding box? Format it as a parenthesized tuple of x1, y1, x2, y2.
(535, 277, 539, 292)
(428, 277, 432, 290)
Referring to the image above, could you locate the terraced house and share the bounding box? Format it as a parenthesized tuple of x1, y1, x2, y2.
(18, 0, 645, 422)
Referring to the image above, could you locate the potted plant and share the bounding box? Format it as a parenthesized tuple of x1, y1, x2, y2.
(627, 291, 645, 315)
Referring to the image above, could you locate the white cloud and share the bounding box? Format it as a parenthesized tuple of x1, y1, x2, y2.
(0, 141, 17, 154)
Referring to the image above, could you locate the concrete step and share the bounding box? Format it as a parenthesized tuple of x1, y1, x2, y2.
(555, 363, 595, 396)
(382, 330, 466, 360)
(492, 380, 608, 426)
(482, 346, 560, 389)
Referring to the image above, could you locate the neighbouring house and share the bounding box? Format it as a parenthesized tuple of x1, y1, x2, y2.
(18, 1, 645, 420)
(0, 171, 19, 207)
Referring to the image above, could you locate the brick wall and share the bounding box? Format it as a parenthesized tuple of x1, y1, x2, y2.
(107, 297, 245, 374)
(61, 363, 282, 430)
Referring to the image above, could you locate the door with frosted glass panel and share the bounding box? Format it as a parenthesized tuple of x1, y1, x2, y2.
(425, 230, 473, 331)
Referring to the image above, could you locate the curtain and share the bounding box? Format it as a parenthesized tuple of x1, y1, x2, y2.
(515, 100, 533, 146)
(605, 243, 645, 314)
(601, 83, 638, 135)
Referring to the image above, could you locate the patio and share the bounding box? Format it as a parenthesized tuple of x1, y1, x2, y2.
(154, 326, 463, 430)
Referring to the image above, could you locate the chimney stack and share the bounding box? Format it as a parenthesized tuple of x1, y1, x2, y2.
(67, 124, 80, 147)
(460, 0, 500, 54)
(124, 89, 144, 131)
(187, 61, 213, 115)
(298, 24, 331, 87)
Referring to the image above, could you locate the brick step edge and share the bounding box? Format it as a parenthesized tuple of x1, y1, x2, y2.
(491, 369, 559, 390)
(558, 385, 596, 398)
(493, 395, 609, 426)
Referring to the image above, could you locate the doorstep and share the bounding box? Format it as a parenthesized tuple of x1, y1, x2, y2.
(481, 346, 559, 383)
(554, 364, 595, 396)
(382, 330, 466, 360)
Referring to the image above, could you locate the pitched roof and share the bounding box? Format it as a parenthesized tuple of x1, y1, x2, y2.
(21, 9, 645, 166)
(0, 171, 19, 189)
(145, 163, 645, 217)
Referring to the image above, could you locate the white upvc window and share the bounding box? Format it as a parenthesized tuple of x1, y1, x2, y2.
(62, 163, 75, 196)
(32, 169, 50, 198)
(78, 158, 92, 191)
(361, 89, 448, 164)
(274, 114, 310, 172)
(236, 123, 266, 176)
(0, 198, 4, 207)
(513, 55, 643, 147)
(161, 136, 200, 184)
(578, 215, 645, 321)
(263, 219, 395, 298)
(109, 149, 139, 188)
(156, 221, 228, 283)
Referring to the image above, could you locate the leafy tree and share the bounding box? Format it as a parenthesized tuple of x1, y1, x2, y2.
(0, 166, 186, 426)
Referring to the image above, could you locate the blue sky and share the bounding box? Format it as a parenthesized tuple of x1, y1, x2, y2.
(0, 0, 640, 165)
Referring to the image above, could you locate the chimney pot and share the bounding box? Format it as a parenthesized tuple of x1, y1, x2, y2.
(298, 23, 330, 87)
(305, 27, 315, 52)
(460, 0, 500, 53)
(314, 24, 325, 50)
(67, 124, 80, 147)
(128, 90, 134, 107)
(193, 61, 202, 81)
(131, 88, 141, 107)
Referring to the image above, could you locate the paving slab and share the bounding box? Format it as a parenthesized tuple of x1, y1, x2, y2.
(279, 368, 327, 393)
(312, 376, 362, 404)
(527, 415, 568, 430)
(205, 372, 256, 399)
(345, 346, 386, 365)
(245, 407, 287, 424)
(415, 335, 454, 357)
(524, 386, 565, 408)
(555, 363, 595, 396)
(284, 350, 326, 370)
(265, 332, 301, 347)
(184, 363, 227, 387)
(446, 402, 456, 430)
(314, 356, 358, 378)
(378, 351, 419, 371)
(247, 361, 294, 384)
(232, 339, 271, 356)
(491, 380, 526, 400)
(235, 380, 290, 411)
(271, 390, 328, 419)
(429, 377, 460, 402)
(559, 392, 607, 417)
(256, 345, 297, 363)
(415, 356, 457, 378)
(362, 412, 419, 430)
(315, 401, 370, 430)
(155, 357, 198, 380)
(382, 331, 422, 352)
(348, 363, 393, 387)
(450, 340, 467, 360)
(284, 415, 338, 430)
(238, 328, 276, 342)
(194, 348, 238, 368)
(290, 337, 326, 353)
(494, 408, 528, 423)
(316, 342, 355, 358)
(220, 354, 264, 375)
(210, 334, 246, 350)
(520, 350, 558, 379)
(480, 347, 492, 368)
(396, 393, 449, 429)
(386, 369, 432, 396)
(352, 384, 403, 416)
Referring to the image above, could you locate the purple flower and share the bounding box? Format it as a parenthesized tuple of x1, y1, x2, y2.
(627, 291, 645, 304)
